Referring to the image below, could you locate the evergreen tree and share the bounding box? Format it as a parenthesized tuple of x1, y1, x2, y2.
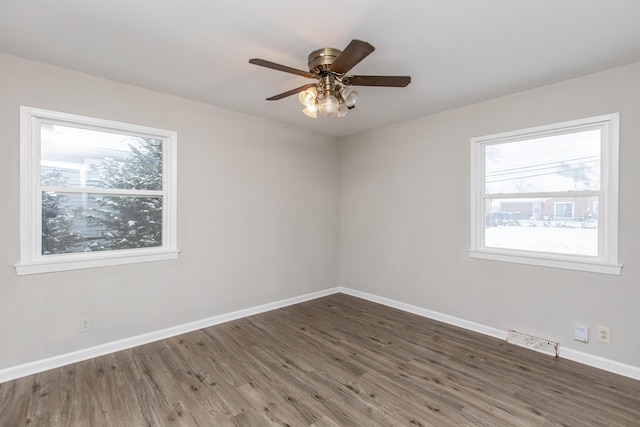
(41, 170, 83, 254)
(86, 138, 163, 251)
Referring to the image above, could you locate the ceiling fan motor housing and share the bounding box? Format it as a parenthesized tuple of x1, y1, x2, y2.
(308, 48, 342, 74)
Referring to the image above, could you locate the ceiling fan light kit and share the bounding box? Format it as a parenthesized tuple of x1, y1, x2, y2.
(249, 40, 411, 119)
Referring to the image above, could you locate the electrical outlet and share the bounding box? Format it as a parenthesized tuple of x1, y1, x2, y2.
(79, 317, 91, 333)
(597, 326, 611, 344)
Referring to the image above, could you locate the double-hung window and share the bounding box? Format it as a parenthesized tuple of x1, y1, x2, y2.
(469, 113, 621, 275)
(17, 107, 178, 275)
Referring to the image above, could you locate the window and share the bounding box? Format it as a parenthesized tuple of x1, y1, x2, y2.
(16, 107, 178, 275)
(554, 202, 574, 219)
(469, 113, 621, 275)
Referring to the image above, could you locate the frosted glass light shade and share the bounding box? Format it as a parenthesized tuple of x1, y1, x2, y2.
(302, 104, 317, 118)
(318, 95, 339, 117)
(342, 87, 359, 107)
(298, 87, 318, 107)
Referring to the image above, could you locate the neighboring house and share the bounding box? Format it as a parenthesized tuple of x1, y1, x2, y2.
(490, 197, 597, 226)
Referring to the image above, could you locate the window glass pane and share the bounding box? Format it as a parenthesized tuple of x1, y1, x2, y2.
(485, 130, 600, 194)
(42, 192, 163, 255)
(40, 123, 163, 191)
(484, 196, 598, 256)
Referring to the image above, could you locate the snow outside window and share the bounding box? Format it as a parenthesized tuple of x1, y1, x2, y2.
(16, 107, 178, 275)
(469, 113, 621, 275)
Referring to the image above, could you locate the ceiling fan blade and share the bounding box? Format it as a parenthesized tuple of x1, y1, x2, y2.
(266, 83, 317, 101)
(344, 75, 411, 87)
(329, 40, 375, 74)
(249, 58, 315, 78)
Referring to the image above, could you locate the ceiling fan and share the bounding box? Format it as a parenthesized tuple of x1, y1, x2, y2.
(249, 39, 411, 118)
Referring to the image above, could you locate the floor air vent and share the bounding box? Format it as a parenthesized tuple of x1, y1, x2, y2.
(506, 330, 559, 357)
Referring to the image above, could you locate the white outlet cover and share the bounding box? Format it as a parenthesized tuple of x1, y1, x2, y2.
(597, 326, 611, 344)
(80, 317, 91, 332)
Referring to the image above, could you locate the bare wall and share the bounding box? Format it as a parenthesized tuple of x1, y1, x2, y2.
(0, 53, 339, 369)
(339, 62, 640, 367)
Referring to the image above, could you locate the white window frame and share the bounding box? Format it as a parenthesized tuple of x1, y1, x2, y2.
(469, 113, 621, 275)
(16, 106, 179, 275)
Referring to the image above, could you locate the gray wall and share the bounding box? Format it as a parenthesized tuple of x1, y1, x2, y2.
(0, 53, 340, 369)
(340, 61, 640, 367)
(2, 51, 639, 373)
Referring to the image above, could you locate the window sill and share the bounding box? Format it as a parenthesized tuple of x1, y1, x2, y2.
(15, 249, 180, 276)
(468, 249, 622, 275)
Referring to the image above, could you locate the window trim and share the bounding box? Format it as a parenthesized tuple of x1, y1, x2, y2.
(16, 106, 179, 275)
(469, 113, 621, 275)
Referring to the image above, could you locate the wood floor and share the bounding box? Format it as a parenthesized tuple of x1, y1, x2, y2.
(1, 294, 639, 426)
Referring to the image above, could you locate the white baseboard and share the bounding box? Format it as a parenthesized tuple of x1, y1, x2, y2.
(339, 287, 640, 381)
(339, 287, 507, 340)
(0, 287, 341, 384)
(2, 286, 639, 383)
(559, 347, 640, 380)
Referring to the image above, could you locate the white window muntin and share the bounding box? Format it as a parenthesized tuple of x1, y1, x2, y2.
(17, 106, 179, 275)
(469, 113, 620, 275)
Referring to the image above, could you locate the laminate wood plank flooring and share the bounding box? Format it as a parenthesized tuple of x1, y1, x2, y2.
(1, 293, 639, 426)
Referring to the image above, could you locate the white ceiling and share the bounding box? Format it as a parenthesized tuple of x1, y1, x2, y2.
(2, 0, 640, 137)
